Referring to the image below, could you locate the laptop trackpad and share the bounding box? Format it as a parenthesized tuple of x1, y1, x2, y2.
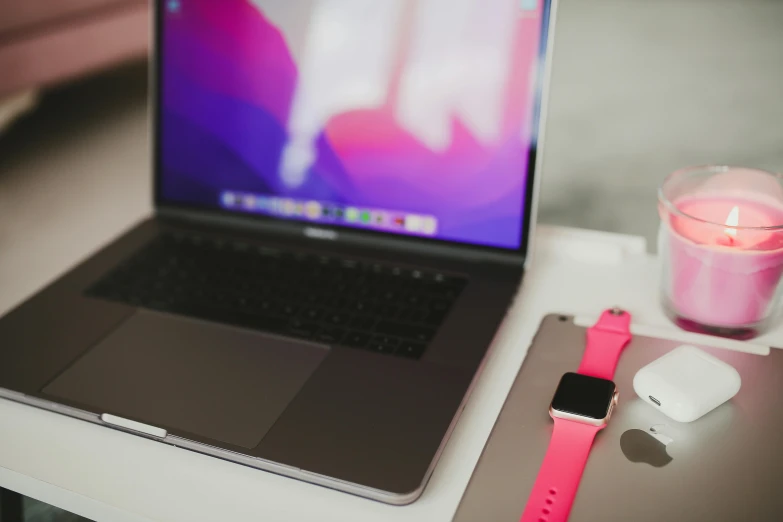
(43, 310, 328, 449)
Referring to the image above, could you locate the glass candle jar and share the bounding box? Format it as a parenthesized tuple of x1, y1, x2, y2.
(658, 166, 783, 339)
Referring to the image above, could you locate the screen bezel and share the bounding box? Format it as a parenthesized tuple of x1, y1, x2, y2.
(152, 0, 554, 257)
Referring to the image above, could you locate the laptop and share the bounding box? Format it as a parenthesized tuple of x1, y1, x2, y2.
(0, 0, 555, 505)
(454, 314, 783, 520)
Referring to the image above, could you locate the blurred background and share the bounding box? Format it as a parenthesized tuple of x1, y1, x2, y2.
(2, 0, 783, 256)
(0, 0, 781, 519)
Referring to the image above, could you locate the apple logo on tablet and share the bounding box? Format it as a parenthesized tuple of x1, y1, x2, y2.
(620, 425, 674, 467)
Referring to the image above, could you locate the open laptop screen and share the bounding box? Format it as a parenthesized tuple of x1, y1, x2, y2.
(158, 0, 551, 250)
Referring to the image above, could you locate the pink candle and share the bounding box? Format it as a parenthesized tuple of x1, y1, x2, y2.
(661, 195, 783, 327)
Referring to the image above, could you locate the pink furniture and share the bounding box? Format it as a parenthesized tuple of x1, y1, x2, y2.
(0, 0, 150, 97)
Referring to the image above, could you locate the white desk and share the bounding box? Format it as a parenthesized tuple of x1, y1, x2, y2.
(2, 225, 782, 522)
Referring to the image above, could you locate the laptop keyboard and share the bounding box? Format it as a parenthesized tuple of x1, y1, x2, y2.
(86, 233, 467, 359)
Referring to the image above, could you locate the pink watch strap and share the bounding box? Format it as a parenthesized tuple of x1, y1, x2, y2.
(577, 308, 631, 380)
(520, 309, 632, 522)
(519, 418, 602, 522)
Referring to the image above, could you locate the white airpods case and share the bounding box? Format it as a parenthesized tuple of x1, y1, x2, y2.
(633, 345, 741, 423)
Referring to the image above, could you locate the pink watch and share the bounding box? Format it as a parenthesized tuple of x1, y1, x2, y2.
(520, 308, 632, 522)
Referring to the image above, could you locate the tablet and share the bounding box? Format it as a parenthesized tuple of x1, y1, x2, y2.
(454, 314, 783, 522)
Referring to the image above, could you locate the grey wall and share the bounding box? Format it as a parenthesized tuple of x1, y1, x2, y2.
(540, 0, 783, 246)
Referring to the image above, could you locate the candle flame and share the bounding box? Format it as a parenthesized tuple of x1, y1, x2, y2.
(724, 206, 740, 238)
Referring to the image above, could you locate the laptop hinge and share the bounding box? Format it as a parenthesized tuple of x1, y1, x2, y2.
(155, 206, 527, 267)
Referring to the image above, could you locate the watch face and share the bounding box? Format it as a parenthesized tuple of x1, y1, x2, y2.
(550, 372, 616, 420)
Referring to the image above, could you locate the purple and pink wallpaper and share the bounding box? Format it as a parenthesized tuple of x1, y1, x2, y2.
(160, 0, 546, 249)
